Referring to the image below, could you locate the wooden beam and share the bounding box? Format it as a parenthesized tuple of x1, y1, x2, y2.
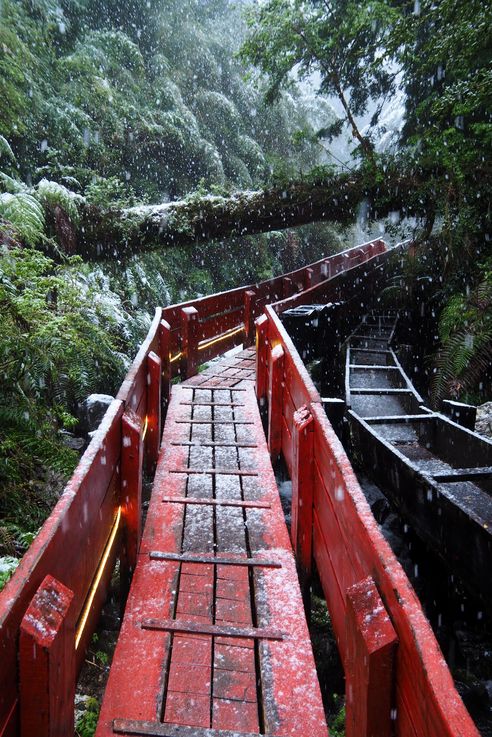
(345, 576, 398, 737)
(20, 575, 75, 737)
(268, 344, 285, 462)
(161, 497, 271, 509)
(255, 314, 269, 405)
(159, 319, 171, 409)
(145, 351, 162, 474)
(121, 410, 144, 601)
(149, 552, 282, 568)
(243, 289, 256, 348)
(180, 306, 199, 379)
(113, 719, 263, 736)
(291, 406, 315, 614)
(141, 619, 284, 640)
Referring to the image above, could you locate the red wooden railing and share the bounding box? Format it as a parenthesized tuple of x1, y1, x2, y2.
(0, 241, 381, 737)
(0, 238, 478, 737)
(257, 262, 479, 737)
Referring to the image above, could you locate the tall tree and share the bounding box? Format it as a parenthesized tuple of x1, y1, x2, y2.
(241, 0, 400, 162)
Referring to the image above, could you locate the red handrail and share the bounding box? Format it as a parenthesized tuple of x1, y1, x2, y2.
(257, 251, 479, 737)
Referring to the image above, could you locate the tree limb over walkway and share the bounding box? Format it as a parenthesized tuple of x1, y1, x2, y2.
(71, 170, 413, 261)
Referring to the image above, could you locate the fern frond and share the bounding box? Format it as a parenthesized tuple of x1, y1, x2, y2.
(0, 193, 45, 246)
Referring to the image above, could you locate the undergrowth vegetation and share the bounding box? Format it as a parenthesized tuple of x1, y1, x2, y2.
(0, 246, 127, 559)
(432, 259, 492, 404)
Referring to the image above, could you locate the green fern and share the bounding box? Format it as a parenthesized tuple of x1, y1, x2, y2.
(0, 192, 45, 246)
(0, 172, 25, 194)
(431, 268, 492, 405)
(0, 247, 128, 539)
(0, 556, 19, 591)
(0, 136, 16, 163)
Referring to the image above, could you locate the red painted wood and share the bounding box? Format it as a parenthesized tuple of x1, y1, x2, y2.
(121, 410, 144, 600)
(198, 306, 244, 342)
(19, 576, 75, 737)
(247, 256, 478, 737)
(145, 351, 162, 474)
(304, 267, 314, 290)
(0, 243, 388, 737)
(255, 314, 268, 404)
(162, 241, 383, 376)
(345, 576, 398, 737)
(268, 344, 285, 462)
(117, 308, 161, 408)
(243, 289, 256, 348)
(180, 306, 199, 378)
(159, 319, 171, 408)
(0, 400, 123, 735)
(197, 326, 245, 365)
(282, 276, 293, 299)
(291, 406, 315, 610)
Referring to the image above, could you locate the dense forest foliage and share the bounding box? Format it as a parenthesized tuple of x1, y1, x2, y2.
(0, 0, 339, 578)
(0, 0, 491, 585)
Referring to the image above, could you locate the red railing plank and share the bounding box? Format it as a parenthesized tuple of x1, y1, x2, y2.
(291, 406, 315, 609)
(345, 576, 398, 737)
(19, 576, 75, 737)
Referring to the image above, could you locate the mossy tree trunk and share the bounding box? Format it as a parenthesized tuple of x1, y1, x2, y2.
(56, 171, 422, 261)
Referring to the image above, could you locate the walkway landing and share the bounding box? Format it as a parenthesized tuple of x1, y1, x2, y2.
(96, 348, 327, 737)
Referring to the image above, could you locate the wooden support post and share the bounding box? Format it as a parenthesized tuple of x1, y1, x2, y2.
(303, 267, 313, 291)
(121, 410, 144, 603)
(145, 351, 162, 474)
(268, 344, 284, 463)
(180, 306, 199, 379)
(255, 314, 269, 404)
(159, 319, 171, 410)
(20, 575, 75, 737)
(283, 276, 293, 299)
(243, 289, 256, 348)
(345, 576, 398, 737)
(292, 406, 315, 614)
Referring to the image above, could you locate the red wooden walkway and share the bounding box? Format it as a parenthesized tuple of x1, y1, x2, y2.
(96, 349, 328, 737)
(0, 241, 480, 737)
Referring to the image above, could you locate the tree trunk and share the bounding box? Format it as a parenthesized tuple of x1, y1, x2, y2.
(65, 170, 414, 261)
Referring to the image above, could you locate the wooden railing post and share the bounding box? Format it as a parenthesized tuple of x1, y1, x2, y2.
(243, 289, 256, 348)
(20, 575, 75, 737)
(303, 267, 313, 291)
(268, 344, 284, 463)
(255, 314, 269, 404)
(145, 351, 161, 475)
(159, 319, 171, 411)
(345, 577, 398, 737)
(283, 276, 293, 299)
(180, 306, 199, 378)
(292, 406, 315, 614)
(121, 409, 143, 602)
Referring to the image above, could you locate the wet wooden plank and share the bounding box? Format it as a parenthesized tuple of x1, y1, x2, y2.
(113, 720, 261, 736)
(149, 553, 281, 568)
(141, 619, 284, 640)
(161, 498, 271, 509)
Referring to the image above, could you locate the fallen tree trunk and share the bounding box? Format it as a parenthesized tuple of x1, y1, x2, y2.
(63, 170, 418, 261)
